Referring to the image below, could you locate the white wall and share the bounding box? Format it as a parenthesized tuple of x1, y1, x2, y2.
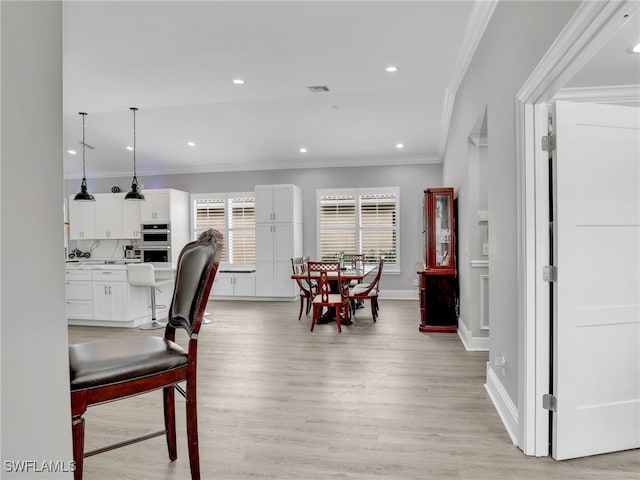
(442, 0, 580, 441)
(1, 1, 73, 477)
(65, 163, 443, 294)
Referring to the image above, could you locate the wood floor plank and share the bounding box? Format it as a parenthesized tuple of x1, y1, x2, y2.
(68, 300, 640, 479)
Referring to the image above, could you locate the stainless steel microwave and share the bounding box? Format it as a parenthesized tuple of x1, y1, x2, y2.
(140, 223, 171, 245)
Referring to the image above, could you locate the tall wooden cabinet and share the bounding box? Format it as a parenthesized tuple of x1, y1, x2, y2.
(418, 187, 458, 332)
(255, 184, 302, 298)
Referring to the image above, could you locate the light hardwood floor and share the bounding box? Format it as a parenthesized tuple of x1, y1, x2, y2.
(68, 300, 639, 480)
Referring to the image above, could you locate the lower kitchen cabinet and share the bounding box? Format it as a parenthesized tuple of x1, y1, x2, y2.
(66, 265, 172, 327)
(210, 271, 256, 297)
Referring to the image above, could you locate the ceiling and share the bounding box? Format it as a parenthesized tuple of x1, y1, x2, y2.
(63, 1, 640, 180)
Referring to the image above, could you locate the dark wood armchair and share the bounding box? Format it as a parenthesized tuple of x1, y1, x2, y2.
(349, 258, 383, 321)
(291, 256, 316, 320)
(307, 261, 350, 332)
(69, 229, 223, 480)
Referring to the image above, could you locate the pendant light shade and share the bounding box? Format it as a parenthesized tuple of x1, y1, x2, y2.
(124, 107, 145, 201)
(73, 112, 95, 201)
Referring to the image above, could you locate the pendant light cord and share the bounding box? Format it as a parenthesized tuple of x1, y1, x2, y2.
(131, 107, 138, 182)
(80, 112, 87, 180)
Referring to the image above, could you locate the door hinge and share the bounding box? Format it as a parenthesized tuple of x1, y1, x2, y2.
(541, 134, 556, 152)
(542, 393, 557, 411)
(542, 265, 557, 282)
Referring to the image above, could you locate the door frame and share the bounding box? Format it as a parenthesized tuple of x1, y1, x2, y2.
(515, 0, 640, 456)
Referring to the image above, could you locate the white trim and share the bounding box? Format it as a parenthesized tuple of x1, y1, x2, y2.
(554, 85, 640, 103)
(480, 274, 490, 331)
(64, 153, 441, 180)
(485, 363, 519, 446)
(515, 0, 640, 457)
(439, 0, 498, 158)
(457, 318, 489, 351)
(468, 134, 488, 147)
(471, 260, 489, 268)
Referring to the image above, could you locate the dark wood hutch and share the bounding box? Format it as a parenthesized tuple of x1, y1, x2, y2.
(418, 187, 458, 332)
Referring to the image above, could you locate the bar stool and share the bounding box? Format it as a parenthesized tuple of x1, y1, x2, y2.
(127, 263, 173, 330)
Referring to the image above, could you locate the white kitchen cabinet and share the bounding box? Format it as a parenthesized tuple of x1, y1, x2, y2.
(255, 184, 302, 224)
(121, 200, 141, 238)
(65, 269, 93, 319)
(210, 271, 256, 297)
(140, 189, 171, 222)
(68, 197, 96, 240)
(94, 194, 123, 239)
(255, 222, 302, 298)
(255, 184, 302, 298)
(69, 193, 141, 240)
(92, 269, 129, 322)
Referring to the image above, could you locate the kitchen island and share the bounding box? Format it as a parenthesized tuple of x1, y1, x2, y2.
(65, 261, 176, 328)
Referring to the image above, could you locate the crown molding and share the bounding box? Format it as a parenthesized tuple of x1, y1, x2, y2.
(468, 134, 488, 147)
(553, 84, 640, 103)
(64, 154, 442, 180)
(439, 0, 498, 158)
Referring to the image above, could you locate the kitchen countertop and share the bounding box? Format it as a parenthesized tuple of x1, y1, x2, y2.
(66, 261, 175, 272)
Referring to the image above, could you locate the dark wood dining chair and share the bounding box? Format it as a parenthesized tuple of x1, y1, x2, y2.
(291, 256, 317, 320)
(69, 229, 224, 480)
(349, 258, 384, 321)
(307, 261, 350, 332)
(342, 253, 365, 287)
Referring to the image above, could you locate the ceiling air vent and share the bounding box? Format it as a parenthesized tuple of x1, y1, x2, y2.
(307, 85, 330, 93)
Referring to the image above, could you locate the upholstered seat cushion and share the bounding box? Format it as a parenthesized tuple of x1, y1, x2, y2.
(69, 336, 187, 391)
(312, 293, 345, 304)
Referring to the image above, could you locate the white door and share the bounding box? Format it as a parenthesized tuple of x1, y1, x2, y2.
(552, 101, 640, 459)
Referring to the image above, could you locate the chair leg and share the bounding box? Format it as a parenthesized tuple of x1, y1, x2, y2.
(72, 414, 85, 480)
(164, 386, 177, 461)
(335, 305, 342, 333)
(310, 305, 318, 331)
(371, 299, 377, 321)
(305, 295, 313, 315)
(185, 377, 200, 480)
(140, 286, 167, 330)
(298, 296, 304, 320)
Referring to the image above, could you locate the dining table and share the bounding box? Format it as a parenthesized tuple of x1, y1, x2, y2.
(291, 264, 376, 325)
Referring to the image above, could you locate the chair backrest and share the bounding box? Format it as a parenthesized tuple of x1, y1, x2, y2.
(166, 229, 223, 337)
(291, 257, 313, 295)
(355, 258, 384, 295)
(126, 263, 156, 286)
(343, 253, 364, 270)
(307, 261, 345, 302)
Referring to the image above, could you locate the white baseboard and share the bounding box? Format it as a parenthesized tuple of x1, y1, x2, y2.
(457, 318, 489, 351)
(485, 362, 519, 446)
(379, 289, 419, 300)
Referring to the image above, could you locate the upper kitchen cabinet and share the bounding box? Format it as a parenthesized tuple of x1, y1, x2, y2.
(94, 194, 123, 239)
(255, 184, 302, 224)
(69, 194, 140, 240)
(68, 197, 97, 240)
(140, 189, 171, 222)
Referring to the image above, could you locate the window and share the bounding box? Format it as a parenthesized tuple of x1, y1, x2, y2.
(317, 187, 399, 271)
(192, 193, 255, 264)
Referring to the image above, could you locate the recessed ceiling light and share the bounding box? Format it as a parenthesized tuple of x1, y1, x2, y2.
(299, 147, 308, 154)
(395, 143, 404, 149)
(126, 146, 134, 151)
(232, 78, 245, 85)
(385, 65, 399, 73)
(631, 42, 640, 53)
(187, 141, 195, 147)
(67, 149, 77, 155)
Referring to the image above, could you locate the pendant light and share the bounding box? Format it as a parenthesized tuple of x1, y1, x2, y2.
(73, 112, 95, 201)
(124, 106, 145, 201)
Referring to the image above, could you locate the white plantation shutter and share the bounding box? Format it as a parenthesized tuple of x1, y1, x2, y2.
(194, 197, 227, 262)
(318, 188, 399, 269)
(192, 193, 255, 264)
(319, 195, 356, 260)
(228, 197, 255, 264)
(360, 193, 397, 264)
